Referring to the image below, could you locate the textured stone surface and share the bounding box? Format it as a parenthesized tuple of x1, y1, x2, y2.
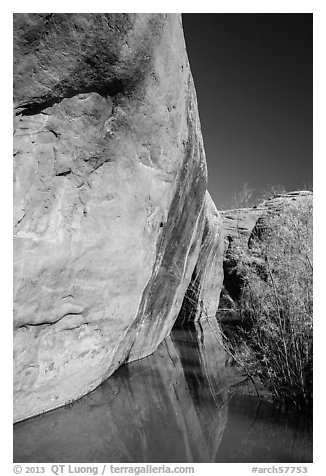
(222, 207, 263, 241)
(13, 14, 224, 422)
(176, 192, 224, 325)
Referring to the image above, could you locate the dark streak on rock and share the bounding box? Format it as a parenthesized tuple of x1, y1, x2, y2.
(55, 170, 71, 177)
(16, 312, 84, 330)
(17, 80, 127, 117)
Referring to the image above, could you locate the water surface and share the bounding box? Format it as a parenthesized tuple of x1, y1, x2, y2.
(14, 321, 312, 463)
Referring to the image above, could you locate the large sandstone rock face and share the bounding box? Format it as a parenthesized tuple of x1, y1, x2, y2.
(13, 14, 224, 422)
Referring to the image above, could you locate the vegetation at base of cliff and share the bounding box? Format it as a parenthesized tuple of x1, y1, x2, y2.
(224, 195, 313, 408)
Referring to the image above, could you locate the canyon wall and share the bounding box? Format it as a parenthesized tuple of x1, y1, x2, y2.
(13, 14, 224, 422)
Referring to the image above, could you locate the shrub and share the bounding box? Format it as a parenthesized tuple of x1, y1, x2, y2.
(228, 195, 313, 408)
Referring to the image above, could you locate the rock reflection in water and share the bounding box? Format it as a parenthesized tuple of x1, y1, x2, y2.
(14, 321, 228, 463)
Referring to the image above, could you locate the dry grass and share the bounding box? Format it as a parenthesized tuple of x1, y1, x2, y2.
(227, 196, 313, 408)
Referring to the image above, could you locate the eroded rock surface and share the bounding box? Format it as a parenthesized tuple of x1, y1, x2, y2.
(13, 14, 224, 422)
(176, 192, 224, 325)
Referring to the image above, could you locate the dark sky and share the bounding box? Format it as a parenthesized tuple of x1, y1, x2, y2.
(182, 14, 313, 209)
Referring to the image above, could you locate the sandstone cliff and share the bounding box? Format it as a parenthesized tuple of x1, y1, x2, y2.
(13, 14, 224, 422)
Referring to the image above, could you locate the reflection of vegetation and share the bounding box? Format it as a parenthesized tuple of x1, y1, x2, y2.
(224, 195, 313, 408)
